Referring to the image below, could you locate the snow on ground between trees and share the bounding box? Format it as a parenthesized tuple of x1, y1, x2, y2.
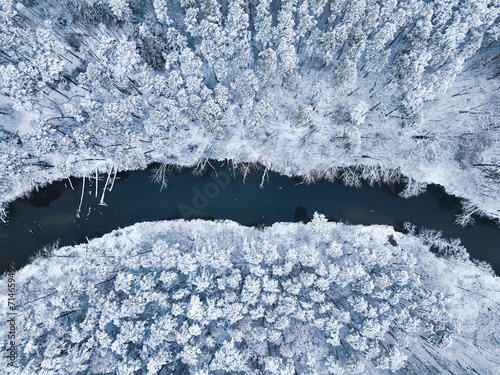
(1, 215, 499, 374)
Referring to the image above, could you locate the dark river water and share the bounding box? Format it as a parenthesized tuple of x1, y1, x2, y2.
(1, 161, 499, 275)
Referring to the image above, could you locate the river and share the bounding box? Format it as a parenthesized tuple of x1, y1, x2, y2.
(1, 161, 499, 275)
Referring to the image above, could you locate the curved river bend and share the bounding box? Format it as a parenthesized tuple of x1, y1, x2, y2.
(1, 162, 499, 275)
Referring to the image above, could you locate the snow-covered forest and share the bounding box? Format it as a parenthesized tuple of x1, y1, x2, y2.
(1, 0, 500, 222)
(2, 0, 500, 373)
(1, 216, 499, 374)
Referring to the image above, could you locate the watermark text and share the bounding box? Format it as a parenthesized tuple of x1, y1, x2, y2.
(6, 262, 16, 367)
(179, 170, 231, 218)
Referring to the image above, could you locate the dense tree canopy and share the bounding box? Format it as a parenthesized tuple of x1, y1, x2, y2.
(1, 216, 499, 374)
(1, 0, 500, 222)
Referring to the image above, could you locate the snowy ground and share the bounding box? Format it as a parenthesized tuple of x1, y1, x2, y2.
(1, 217, 499, 374)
